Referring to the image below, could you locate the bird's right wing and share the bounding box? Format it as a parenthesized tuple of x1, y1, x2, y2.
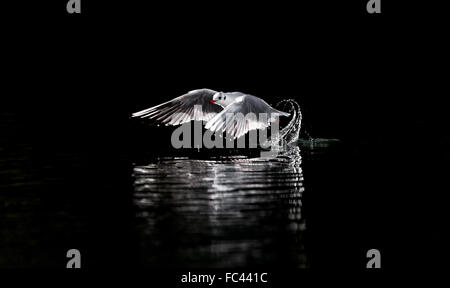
(205, 95, 289, 139)
(132, 89, 223, 125)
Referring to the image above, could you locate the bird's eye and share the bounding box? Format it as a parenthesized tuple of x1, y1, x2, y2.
(224, 96, 226, 100)
(219, 96, 222, 100)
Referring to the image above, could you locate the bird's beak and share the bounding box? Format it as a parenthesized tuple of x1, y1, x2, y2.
(210, 100, 216, 103)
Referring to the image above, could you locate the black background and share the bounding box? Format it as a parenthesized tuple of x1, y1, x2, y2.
(1, 0, 449, 281)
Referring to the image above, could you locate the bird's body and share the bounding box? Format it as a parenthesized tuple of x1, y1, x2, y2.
(132, 89, 290, 139)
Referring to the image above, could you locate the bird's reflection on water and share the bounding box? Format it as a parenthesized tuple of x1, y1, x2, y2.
(133, 146, 306, 268)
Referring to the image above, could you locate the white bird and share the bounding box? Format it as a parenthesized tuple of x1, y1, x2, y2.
(132, 88, 290, 139)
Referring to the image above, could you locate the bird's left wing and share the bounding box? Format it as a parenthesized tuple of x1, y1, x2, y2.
(132, 89, 223, 125)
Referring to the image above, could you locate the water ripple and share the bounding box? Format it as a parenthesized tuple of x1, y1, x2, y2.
(132, 146, 307, 268)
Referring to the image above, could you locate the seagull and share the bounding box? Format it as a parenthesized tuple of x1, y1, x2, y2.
(132, 88, 290, 139)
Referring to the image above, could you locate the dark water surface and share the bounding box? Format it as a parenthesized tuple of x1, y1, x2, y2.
(0, 109, 447, 269)
(133, 148, 306, 268)
(0, 110, 336, 268)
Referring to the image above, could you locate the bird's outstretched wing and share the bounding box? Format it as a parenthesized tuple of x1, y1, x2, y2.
(205, 95, 290, 139)
(132, 89, 223, 125)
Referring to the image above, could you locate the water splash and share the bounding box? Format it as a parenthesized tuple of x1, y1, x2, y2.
(260, 99, 302, 156)
(276, 99, 303, 145)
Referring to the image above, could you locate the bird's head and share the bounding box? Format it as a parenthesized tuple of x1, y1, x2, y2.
(210, 92, 232, 108)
